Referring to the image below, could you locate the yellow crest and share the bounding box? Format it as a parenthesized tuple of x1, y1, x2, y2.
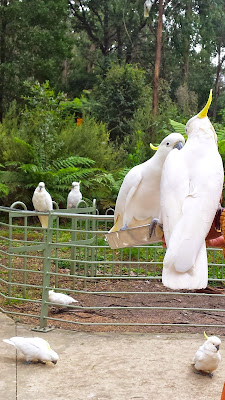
(150, 143, 158, 151)
(197, 89, 212, 119)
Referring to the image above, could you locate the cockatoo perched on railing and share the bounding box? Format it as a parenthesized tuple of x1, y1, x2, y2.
(109, 133, 185, 233)
(67, 181, 82, 209)
(192, 331, 221, 378)
(32, 182, 53, 229)
(160, 90, 224, 290)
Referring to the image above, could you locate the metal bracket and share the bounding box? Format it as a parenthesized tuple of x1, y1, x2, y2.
(31, 326, 55, 333)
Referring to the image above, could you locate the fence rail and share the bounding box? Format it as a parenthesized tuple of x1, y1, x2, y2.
(0, 202, 225, 333)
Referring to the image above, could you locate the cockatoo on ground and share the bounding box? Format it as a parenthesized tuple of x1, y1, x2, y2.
(3, 336, 59, 364)
(144, 0, 153, 17)
(110, 133, 185, 233)
(160, 90, 224, 290)
(48, 289, 78, 308)
(67, 182, 82, 208)
(32, 182, 53, 229)
(192, 332, 221, 377)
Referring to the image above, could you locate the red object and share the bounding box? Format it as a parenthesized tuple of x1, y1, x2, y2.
(76, 118, 83, 126)
(221, 383, 225, 400)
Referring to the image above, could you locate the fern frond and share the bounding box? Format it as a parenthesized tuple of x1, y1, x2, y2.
(169, 119, 186, 137)
(51, 156, 95, 171)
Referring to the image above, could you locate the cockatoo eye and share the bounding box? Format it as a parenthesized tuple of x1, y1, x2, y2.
(166, 142, 170, 146)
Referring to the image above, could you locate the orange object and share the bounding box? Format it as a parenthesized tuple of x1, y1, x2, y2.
(221, 383, 225, 400)
(76, 118, 83, 126)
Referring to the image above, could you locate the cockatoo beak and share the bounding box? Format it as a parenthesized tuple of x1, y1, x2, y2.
(216, 345, 220, 351)
(173, 141, 184, 150)
(150, 143, 158, 151)
(52, 360, 57, 364)
(197, 89, 212, 119)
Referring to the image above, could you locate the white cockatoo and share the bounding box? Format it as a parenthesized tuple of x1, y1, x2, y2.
(67, 181, 82, 209)
(32, 182, 53, 229)
(110, 133, 185, 233)
(160, 90, 224, 290)
(144, 0, 153, 17)
(192, 332, 221, 377)
(48, 289, 78, 306)
(3, 336, 59, 364)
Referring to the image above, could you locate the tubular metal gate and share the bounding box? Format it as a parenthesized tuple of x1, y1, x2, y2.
(0, 201, 225, 333)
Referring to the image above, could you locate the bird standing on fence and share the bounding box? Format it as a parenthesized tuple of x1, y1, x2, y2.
(192, 332, 221, 377)
(3, 336, 59, 364)
(32, 182, 53, 229)
(109, 133, 185, 233)
(67, 182, 82, 209)
(48, 289, 78, 310)
(160, 90, 224, 290)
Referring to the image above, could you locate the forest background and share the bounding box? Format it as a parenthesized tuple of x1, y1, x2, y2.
(0, 0, 225, 212)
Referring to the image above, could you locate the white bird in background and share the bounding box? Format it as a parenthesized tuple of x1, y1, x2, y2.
(144, 0, 153, 17)
(48, 289, 78, 307)
(192, 332, 221, 377)
(3, 336, 59, 364)
(67, 181, 82, 209)
(109, 133, 185, 233)
(160, 90, 224, 290)
(32, 182, 53, 229)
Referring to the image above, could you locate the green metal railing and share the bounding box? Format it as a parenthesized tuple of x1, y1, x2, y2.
(0, 201, 225, 332)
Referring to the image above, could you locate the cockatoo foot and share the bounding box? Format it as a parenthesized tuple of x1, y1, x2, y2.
(120, 224, 129, 231)
(149, 218, 163, 238)
(193, 368, 213, 378)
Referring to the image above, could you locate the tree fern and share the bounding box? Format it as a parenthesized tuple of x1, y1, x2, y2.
(169, 119, 186, 137)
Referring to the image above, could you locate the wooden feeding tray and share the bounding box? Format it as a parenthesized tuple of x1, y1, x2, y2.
(105, 224, 163, 249)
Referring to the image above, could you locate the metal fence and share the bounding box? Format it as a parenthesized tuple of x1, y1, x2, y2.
(0, 201, 225, 333)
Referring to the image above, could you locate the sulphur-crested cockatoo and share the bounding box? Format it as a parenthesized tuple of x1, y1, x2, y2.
(67, 181, 82, 208)
(160, 90, 224, 290)
(110, 133, 185, 233)
(144, 0, 153, 17)
(192, 332, 221, 377)
(32, 182, 53, 229)
(48, 289, 78, 306)
(3, 336, 59, 364)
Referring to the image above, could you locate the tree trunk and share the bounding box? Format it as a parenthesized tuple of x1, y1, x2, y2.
(213, 38, 225, 119)
(182, 1, 192, 85)
(152, 0, 164, 116)
(0, 0, 7, 122)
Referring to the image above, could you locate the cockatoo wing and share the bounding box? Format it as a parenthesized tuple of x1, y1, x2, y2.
(111, 167, 142, 232)
(193, 347, 205, 363)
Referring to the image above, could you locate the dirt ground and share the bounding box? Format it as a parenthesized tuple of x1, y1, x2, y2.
(3, 278, 225, 336)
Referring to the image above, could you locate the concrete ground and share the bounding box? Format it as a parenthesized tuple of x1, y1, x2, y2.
(0, 312, 224, 400)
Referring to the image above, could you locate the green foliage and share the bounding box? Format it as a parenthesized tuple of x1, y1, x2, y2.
(0, 81, 124, 210)
(90, 64, 148, 143)
(0, 0, 70, 117)
(169, 120, 186, 136)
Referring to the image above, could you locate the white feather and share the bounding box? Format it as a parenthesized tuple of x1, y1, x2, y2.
(3, 337, 59, 364)
(192, 335, 221, 374)
(161, 110, 224, 290)
(67, 182, 82, 208)
(144, 0, 152, 17)
(32, 182, 53, 228)
(48, 289, 78, 306)
(110, 133, 185, 232)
